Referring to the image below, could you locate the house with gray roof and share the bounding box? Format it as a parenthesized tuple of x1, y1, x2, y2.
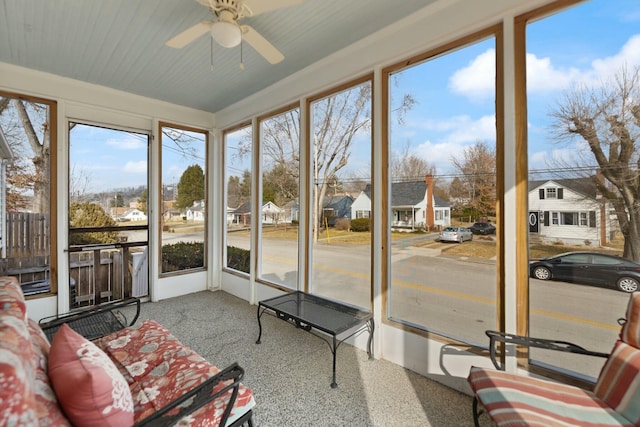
(528, 177, 617, 246)
(351, 177, 450, 231)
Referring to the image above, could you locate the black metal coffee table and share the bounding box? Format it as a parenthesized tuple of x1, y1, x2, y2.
(256, 291, 374, 388)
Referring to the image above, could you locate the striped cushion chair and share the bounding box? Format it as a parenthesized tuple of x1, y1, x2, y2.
(467, 292, 640, 427)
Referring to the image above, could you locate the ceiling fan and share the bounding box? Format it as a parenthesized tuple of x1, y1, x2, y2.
(166, 0, 303, 64)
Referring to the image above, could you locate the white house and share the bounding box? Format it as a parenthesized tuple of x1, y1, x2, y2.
(186, 200, 205, 222)
(119, 208, 147, 222)
(233, 201, 284, 225)
(351, 176, 451, 231)
(528, 177, 615, 246)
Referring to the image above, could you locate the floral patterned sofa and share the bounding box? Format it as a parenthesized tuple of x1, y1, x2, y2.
(0, 276, 255, 427)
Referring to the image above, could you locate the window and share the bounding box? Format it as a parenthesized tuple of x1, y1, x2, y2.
(258, 107, 300, 289)
(69, 122, 149, 307)
(560, 212, 577, 225)
(525, 0, 630, 379)
(356, 210, 370, 219)
(224, 124, 252, 275)
(546, 188, 557, 199)
(0, 92, 57, 296)
(309, 78, 372, 309)
(385, 31, 497, 343)
(159, 123, 207, 275)
(580, 212, 588, 226)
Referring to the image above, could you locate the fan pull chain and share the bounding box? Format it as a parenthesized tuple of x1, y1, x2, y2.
(240, 39, 245, 70)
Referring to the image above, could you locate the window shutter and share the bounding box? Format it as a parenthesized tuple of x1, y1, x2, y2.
(558, 188, 563, 199)
(543, 211, 549, 226)
(589, 211, 596, 228)
(539, 189, 545, 199)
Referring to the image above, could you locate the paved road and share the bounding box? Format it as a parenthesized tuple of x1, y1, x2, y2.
(227, 232, 627, 378)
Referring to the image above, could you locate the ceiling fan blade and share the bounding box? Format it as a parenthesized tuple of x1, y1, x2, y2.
(243, 0, 304, 16)
(166, 20, 213, 48)
(241, 25, 284, 64)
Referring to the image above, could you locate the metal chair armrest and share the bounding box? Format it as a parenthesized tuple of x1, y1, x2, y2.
(39, 297, 141, 341)
(133, 362, 245, 427)
(485, 330, 609, 371)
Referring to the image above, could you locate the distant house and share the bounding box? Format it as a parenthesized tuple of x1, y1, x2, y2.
(118, 208, 147, 222)
(282, 200, 299, 223)
(320, 195, 353, 226)
(186, 200, 205, 222)
(226, 206, 236, 225)
(528, 177, 616, 246)
(233, 201, 284, 225)
(351, 176, 451, 230)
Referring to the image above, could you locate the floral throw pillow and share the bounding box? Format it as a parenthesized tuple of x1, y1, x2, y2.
(48, 324, 134, 427)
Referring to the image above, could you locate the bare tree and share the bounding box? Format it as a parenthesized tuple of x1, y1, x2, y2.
(450, 141, 496, 218)
(550, 66, 640, 260)
(0, 96, 50, 212)
(391, 140, 436, 181)
(237, 81, 414, 242)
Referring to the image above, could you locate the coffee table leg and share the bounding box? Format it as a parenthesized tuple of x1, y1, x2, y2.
(331, 335, 338, 388)
(256, 305, 263, 345)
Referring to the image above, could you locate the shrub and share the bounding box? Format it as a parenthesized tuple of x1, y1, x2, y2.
(351, 218, 370, 232)
(161, 241, 204, 271)
(227, 246, 250, 273)
(335, 218, 350, 231)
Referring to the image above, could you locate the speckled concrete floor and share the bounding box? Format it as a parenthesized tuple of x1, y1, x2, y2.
(127, 290, 489, 427)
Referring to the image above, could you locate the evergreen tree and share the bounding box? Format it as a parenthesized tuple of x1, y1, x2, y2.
(175, 164, 205, 210)
(69, 202, 119, 245)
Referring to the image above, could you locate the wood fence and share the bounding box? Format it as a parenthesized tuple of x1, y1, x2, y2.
(2, 212, 49, 283)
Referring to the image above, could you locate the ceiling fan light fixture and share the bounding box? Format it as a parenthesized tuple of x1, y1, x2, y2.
(210, 20, 241, 48)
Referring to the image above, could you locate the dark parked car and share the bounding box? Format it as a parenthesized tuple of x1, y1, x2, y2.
(468, 222, 496, 235)
(529, 251, 640, 293)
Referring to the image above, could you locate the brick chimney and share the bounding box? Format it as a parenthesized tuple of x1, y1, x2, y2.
(425, 174, 434, 229)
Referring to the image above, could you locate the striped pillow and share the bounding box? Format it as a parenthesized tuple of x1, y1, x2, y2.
(594, 340, 640, 425)
(621, 293, 640, 348)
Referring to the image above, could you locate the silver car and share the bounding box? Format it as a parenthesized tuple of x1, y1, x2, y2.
(439, 226, 473, 243)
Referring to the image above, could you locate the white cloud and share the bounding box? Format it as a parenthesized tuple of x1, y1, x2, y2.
(450, 34, 640, 99)
(591, 34, 640, 79)
(449, 49, 495, 99)
(407, 114, 496, 173)
(123, 161, 147, 174)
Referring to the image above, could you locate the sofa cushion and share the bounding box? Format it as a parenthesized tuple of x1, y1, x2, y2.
(24, 319, 72, 427)
(48, 324, 134, 427)
(621, 293, 640, 349)
(0, 312, 38, 426)
(0, 276, 27, 320)
(594, 340, 640, 426)
(468, 366, 634, 426)
(96, 320, 255, 426)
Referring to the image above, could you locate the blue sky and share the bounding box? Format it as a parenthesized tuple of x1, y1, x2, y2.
(70, 124, 206, 195)
(391, 0, 640, 178)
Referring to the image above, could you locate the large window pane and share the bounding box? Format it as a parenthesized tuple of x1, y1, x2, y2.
(224, 125, 252, 275)
(0, 94, 56, 296)
(526, 0, 636, 379)
(310, 81, 372, 309)
(387, 37, 497, 343)
(160, 124, 207, 274)
(69, 123, 149, 307)
(259, 108, 300, 289)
